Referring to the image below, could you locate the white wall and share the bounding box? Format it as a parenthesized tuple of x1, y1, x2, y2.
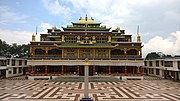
(173, 61, 178, 69)
(6, 67, 23, 78)
(6, 58, 28, 78)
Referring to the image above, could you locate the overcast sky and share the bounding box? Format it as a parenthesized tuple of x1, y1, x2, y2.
(0, 0, 180, 57)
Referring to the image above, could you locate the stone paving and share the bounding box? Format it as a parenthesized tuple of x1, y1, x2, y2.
(0, 76, 180, 101)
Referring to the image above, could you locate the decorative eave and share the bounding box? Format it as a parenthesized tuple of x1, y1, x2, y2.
(54, 43, 115, 48)
(72, 22, 101, 25)
(62, 27, 111, 31)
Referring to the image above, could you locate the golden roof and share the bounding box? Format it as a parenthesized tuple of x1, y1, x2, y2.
(72, 16, 101, 24)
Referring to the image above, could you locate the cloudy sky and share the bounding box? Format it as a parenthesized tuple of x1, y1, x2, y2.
(0, 0, 180, 57)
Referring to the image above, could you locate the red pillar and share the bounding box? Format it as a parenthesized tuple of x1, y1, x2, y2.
(140, 67, 143, 76)
(61, 65, 64, 75)
(59, 67, 61, 76)
(29, 66, 32, 75)
(77, 66, 80, 75)
(135, 67, 138, 75)
(93, 66, 95, 75)
(109, 66, 111, 75)
(125, 66, 127, 76)
(173, 72, 176, 81)
(45, 65, 47, 76)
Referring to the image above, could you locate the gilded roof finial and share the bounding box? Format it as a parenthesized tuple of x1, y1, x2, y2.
(52, 26, 56, 32)
(117, 26, 120, 33)
(91, 17, 94, 21)
(79, 17, 82, 20)
(137, 25, 141, 42)
(32, 33, 35, 41)
(85, 14, 88, 21)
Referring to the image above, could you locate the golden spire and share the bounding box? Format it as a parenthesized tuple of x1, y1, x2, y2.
(52, 26, 55, 32)
(62, 35, 65, 42)
(79, 17, 82, 20)
(137, 25, 141, 42)
(117, 26, 120, 33)
(85, 14, 88, 21)
(85, 14, 88, 35)
(137, 34, 141, 42)
(32, 33, 35, 41)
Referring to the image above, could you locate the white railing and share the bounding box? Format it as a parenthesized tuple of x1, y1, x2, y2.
(28, 60, 144, 66)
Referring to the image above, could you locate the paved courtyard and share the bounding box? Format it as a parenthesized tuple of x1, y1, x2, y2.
(0, 76, 180, 101)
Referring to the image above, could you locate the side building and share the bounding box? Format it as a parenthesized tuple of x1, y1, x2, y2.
(143, 57, 180, 81)
(0, 57, 28, 78)
(28, 16, 144, 80)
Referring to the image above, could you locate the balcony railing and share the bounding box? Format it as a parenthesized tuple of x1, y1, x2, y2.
(29, 55, 142, 60)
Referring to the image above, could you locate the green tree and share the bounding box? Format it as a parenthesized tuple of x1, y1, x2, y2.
(145, 52, 160, 60)
(0, 39, 10, 57)
(145, 52, 172, 60)
(0, 39, 29, 58)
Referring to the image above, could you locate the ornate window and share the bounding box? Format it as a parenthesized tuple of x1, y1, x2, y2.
(65, 49, 76, 58)
(48, 49, 61, 55)
(127, 49, 138, 55)
(111, 49, 124, 56)
(96, 49, 108, 58)
(65, 36, 77, 43)
(96, 36, 108, 43)
(80, 49, 92, 58)
(35, 48, 45, 55)
(117, 38, 128, 42)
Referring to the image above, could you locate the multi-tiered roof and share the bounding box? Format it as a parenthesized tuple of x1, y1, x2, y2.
(62, 15, 111, 31)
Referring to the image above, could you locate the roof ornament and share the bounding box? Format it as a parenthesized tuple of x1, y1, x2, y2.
(137, 25, 139, 36)
(85, 14, 88, 35)
(117, 26, 120, 33)
(32, 33, 35, 41)
(52, 26, 56, 32)
(91, 17, 94, 21)
(137, 25, 141, 42)
(79, 17, 82, 20)
(36, 26, 38, 35)
(85, 14, 88, 21)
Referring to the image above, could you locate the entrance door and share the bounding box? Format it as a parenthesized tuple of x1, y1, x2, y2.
(79, 66, 84, 76)
(23, 68, 26, 75)
(89, 66, 93, 76)
(79, 66, 94, 76)
(176, 72, 179, 80)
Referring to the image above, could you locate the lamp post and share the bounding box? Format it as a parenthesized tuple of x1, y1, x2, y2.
(84, 58, 89, 98)
(80, 58, 93, 101)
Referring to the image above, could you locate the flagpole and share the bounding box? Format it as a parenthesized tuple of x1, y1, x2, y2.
(36, 26, 38, 35)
